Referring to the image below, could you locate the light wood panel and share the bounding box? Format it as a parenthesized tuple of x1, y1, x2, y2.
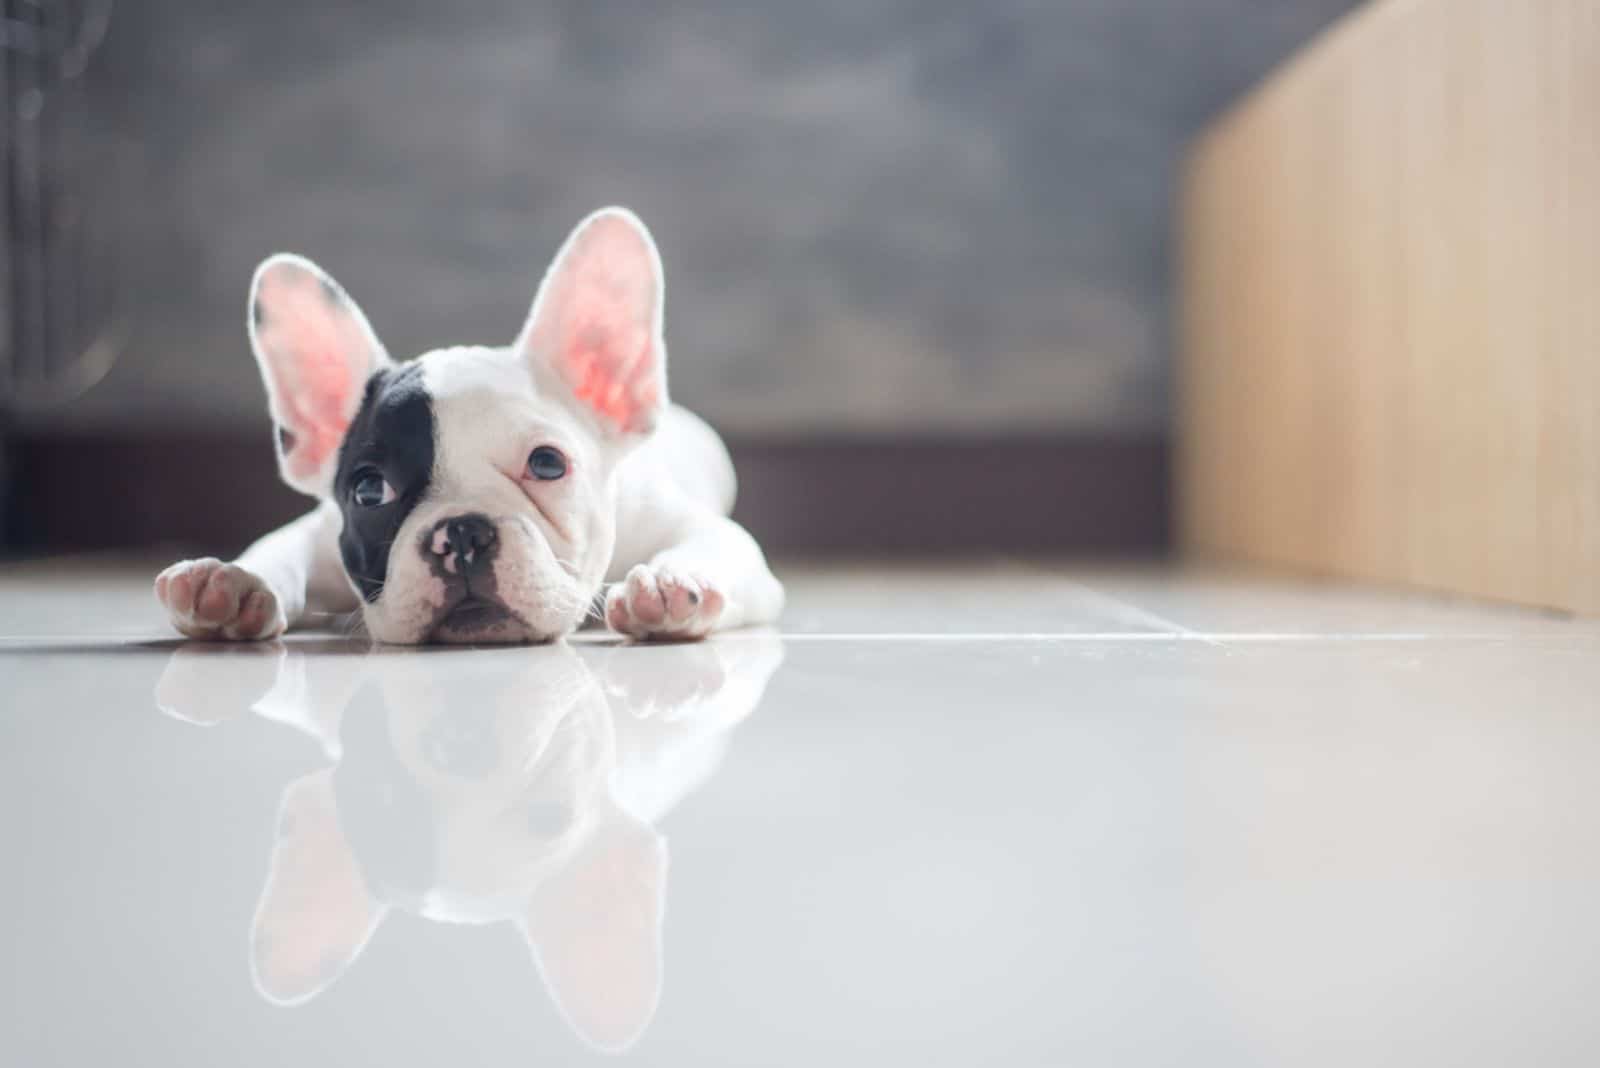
(1179, 0, 1599, 613)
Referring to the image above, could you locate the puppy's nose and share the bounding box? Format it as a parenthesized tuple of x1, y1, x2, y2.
(430, 514, 496, 574)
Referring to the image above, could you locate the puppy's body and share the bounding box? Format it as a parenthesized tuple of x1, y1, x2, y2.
(155, 208, 782, 643)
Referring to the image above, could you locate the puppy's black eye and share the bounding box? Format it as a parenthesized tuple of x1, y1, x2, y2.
(527, 446, 567, 481)
(351, 471, 395, 508)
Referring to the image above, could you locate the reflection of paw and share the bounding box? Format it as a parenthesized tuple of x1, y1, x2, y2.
(154, 642, 287, 726)
(592, 641, 729, 719)
(155, 558, 286, 641)
(586, 631, 787, 730)
(605, 565, 724, 641)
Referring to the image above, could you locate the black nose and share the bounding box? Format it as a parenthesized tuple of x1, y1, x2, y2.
(432, 514, 496, 574)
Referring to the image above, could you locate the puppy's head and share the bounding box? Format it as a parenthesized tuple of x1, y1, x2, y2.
(248, 208, 668, 642)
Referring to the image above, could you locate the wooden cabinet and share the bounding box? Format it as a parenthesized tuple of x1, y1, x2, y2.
(1179, 0, 1599, 613)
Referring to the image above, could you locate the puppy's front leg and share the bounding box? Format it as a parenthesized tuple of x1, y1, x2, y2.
(155, 502, 355, 640)
(606, 513, 784, 641)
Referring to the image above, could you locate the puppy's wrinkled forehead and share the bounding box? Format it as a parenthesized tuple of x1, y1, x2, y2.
(333, 362, 435, 601)
(424, 349, 543, 445)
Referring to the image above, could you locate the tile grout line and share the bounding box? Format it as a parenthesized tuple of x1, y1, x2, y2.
(0, 632, 1535, 645)
(772, 632, 1441, 642)
(1060, 580, 1227, 646)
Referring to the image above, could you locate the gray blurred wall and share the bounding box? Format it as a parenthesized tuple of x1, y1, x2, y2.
(41, 0, 1362, 437)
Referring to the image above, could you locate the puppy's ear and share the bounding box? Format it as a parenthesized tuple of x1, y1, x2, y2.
(521, 812, 667, 1053)
(250, 769, 386, 1006)
(514, 207, 668, 439)
(249, 255, 391, 496)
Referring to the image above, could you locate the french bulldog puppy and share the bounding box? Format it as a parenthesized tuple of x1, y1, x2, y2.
(153, 636, 785, 1052)
(155, 208, 784, 643)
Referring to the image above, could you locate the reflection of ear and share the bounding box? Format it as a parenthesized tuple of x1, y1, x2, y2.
(250, 769, 385, 1006)
(522, 810, 668, 1053)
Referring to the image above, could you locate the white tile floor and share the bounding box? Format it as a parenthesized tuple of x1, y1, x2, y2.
(1, 560, 1597, 1066)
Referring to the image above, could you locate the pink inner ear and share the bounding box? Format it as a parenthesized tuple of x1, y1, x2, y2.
(530, 215, 665, 435)
(255, 265, 375, 481)
(565, 313, 660, 433)
(526, 819, 665, 1052)
(277, 350, 357, 481)
(251, 771, 380, 1004)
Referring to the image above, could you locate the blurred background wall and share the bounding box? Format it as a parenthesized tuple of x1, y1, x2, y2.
(3, 0, 1362, 555)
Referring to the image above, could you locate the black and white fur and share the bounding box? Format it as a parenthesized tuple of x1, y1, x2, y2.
(155, 208, 784, 643)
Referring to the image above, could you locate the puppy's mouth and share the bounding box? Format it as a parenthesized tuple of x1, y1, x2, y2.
(441, 596, 511, 628)
(429, 594, 536, 644)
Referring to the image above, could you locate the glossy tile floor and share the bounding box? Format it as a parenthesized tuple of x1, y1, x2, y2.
(2, 561, 1598, 1066)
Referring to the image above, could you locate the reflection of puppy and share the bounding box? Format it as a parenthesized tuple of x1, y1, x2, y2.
(155, 639, 783, 1052)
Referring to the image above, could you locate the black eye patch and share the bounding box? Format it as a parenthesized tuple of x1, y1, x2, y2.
(334, 683, 438, 902)
(333, 362, 435, 602)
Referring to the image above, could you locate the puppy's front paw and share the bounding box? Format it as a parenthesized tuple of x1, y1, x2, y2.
(155, 558, 286, 641)
(605, 564, 724, 641)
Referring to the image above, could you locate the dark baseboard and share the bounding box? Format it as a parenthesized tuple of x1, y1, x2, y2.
(727, 436, 1169, 555)
(3, 431, 1169, 557)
